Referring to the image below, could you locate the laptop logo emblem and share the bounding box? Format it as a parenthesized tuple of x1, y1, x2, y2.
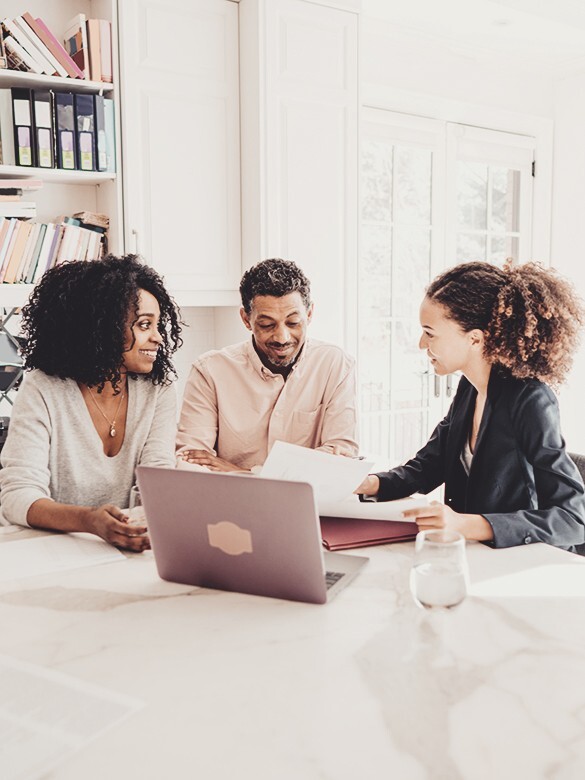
(207, 521, 253, 556)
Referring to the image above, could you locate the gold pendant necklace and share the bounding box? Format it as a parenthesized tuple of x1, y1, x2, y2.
(87, 386, 126, 437)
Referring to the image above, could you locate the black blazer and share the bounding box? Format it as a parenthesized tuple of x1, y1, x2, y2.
(375, 369, 585, 551)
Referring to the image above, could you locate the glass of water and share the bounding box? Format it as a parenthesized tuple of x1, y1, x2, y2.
(410, 529, 468, 610)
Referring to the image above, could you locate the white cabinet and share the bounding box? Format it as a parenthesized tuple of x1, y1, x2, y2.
(240, 0, 359, 347)
(118, 0, 241, 306)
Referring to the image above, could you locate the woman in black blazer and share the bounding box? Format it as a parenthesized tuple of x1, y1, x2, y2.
(359, 261, 585, 552)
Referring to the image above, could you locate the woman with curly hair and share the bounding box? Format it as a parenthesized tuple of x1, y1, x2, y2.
(0, 255, 182, 552)
(358, 260, 585, 552)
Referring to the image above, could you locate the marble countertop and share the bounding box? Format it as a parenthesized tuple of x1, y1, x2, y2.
(1, 529, 585, 780)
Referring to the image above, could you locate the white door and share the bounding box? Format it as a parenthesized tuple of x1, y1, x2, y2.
(359, 110, 445, 463)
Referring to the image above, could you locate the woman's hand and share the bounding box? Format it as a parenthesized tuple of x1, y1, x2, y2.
(403, 501, 494, 541)
(354, 475, 380, 496)
(82, 504, 151, 552)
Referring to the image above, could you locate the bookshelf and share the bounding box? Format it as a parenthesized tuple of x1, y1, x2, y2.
(0, 1, 122, 408)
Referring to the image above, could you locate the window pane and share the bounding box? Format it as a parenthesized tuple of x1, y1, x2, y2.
(361, 141, 392, 223)
(457, 232, 487, 263)
(394, 146, 432, 224)
(360, 225, 392, 318)
(393, 227, 431, 318)
(492, 167, 520, 232)
(457, 162, 487, 230)
(490, 235, 519, 266)
(393, 319, 427, 410)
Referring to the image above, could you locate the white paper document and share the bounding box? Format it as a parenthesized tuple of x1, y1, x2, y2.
(260, 440, 375, 503)
(0, 654, 143, 780)
(0, 533, 125, 583)
(319, 494, 429, 521)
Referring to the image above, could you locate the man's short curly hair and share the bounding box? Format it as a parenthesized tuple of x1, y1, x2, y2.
(426, 260, 585, 386)
(20, 255, 182, 390)
(239, 258, 312, 314)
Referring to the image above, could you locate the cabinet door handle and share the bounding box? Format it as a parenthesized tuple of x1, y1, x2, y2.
(446, 374, 453, 397)
(131, 228, 139, 255)
(434, 375, 441, 398)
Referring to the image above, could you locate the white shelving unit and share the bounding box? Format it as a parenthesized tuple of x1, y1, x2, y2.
(0, 1, 122, 410)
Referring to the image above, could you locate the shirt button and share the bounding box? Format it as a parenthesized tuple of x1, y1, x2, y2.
(524, 536, 532, 544)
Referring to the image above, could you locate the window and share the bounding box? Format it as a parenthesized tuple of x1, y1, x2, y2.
(358, 112, 535, 462)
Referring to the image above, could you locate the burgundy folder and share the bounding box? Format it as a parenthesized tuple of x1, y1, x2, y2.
(319, 516, 418, 551)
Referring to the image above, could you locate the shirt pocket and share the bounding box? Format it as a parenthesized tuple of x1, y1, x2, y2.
(290, 405, 323, 448)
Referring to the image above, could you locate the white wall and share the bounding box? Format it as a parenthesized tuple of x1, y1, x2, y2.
(361, 18, 556, 118)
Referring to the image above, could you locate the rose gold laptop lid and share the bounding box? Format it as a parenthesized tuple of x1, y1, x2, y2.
(136, 466, 367, 604)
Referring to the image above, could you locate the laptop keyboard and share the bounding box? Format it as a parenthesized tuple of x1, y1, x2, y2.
(325, 570, 345, 589)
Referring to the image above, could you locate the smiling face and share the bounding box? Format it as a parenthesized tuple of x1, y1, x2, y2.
(419, 296, 485, 376)
(122, 289, 163, 374)
(240, 291, 313, 369)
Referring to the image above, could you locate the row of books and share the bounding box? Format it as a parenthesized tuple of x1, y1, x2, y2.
(0, 12, 112, 83)
(0, 88, 115, 172)
(0, 215, 106, 285)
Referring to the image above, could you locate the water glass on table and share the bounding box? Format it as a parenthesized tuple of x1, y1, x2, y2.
(410, 529, 468, 610)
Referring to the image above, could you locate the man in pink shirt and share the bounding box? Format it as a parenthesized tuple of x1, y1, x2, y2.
(177, 259, 359, 472)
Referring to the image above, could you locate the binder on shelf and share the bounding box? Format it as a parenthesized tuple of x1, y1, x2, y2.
(63, 14, 89, 80)
(74, 93, 95, 171)
(28, 15, 84, 79)
(33, 89, 54, 169)
(103, 97, 116, 173)
(99, 20, 113, 83)
(86, 19, 101, 83)
(54, 92, 76, 170)
(0, 89, 16, 165)
(93, 94, 107, 171)
(11, 88, 35, 167)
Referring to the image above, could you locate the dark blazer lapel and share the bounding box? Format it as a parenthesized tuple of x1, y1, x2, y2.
(471, 367, 506, 460)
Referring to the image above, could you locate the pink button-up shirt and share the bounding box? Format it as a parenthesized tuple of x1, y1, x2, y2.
(177, 338, 358, 470)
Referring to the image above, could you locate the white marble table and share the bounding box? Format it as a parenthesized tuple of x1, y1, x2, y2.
(1, 528, 585, 780)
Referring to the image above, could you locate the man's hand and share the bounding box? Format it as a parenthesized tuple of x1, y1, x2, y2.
(178, 449, 250, 473)
(403, 501, 493, 541)
(82, 504, 150, 552)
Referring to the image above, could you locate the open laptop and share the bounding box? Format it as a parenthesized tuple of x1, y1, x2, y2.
(136, 466, 368, 604)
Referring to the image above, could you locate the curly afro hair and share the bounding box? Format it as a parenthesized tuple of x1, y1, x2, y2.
(239, 258, 312, 314)
(426, 260, 585, 386)
(20, 255, 183, 390)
